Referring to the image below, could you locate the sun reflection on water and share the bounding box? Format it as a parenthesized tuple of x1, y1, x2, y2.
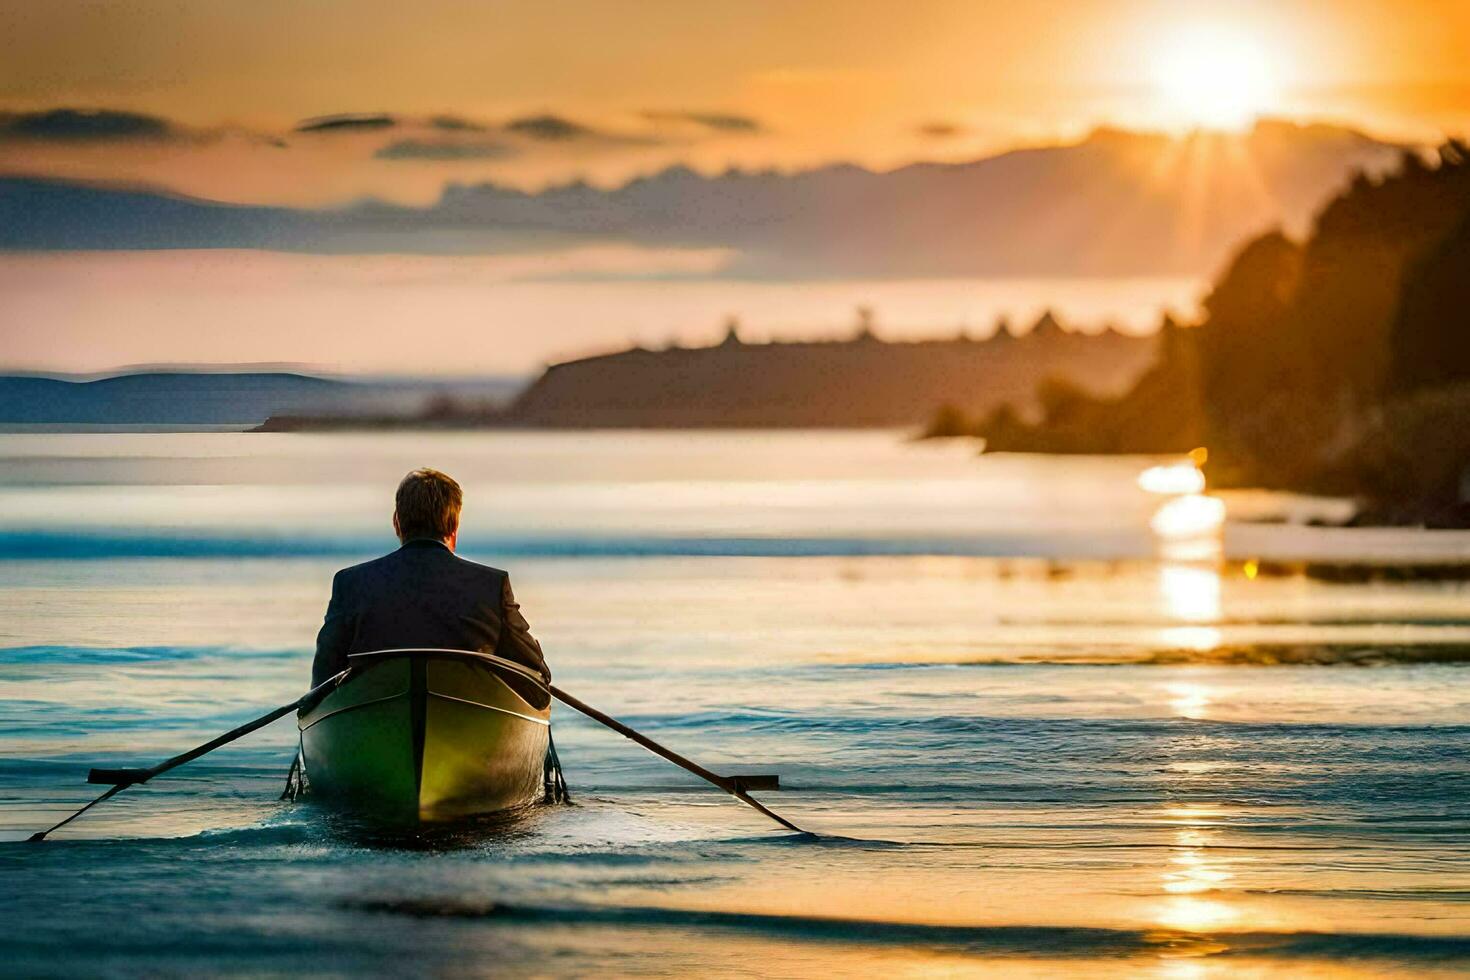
(1150, 495, 1226, 559)
(1159, 565, 1221, 621)
(1143, 456, 1227, 654)
(1138, 462, 1208, 496)
(1156, 894, 1241, 932)
(1158, 559, 1223, 651)
(1166, 681, 1212, 720)
(1155, 809, 1241, 935)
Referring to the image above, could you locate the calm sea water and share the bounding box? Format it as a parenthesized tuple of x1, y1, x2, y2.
(2, 431, 1468, 977)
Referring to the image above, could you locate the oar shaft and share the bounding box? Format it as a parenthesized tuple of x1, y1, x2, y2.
(26, 784, 125, 843)
(550, 684, 804, 833)
(550, 685, 731, 789)
(93, 701, 300, 787)
(30, 671, 349, 842)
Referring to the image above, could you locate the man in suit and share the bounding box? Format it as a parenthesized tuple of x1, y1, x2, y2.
(311, 468, 549, 686)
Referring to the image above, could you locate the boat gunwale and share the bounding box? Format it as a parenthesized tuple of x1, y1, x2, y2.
(347, 648, 549, 688)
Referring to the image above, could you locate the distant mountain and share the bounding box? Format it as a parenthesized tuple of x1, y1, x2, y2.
(0, 372, 524, 425)
(501, 314, 1158, 428)
(0, 120, 1405, 276)
(0, 373, 347, 425)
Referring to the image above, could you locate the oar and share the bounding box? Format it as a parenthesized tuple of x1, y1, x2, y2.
(28, 670, 349, 842)
(550, 685, 806, 834)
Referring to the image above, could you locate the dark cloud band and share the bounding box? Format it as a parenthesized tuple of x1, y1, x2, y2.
(0, 108, 176, 142)
(643, 111, 763, 133)
(294, 113, 397, 133)
(374, 138, 513, 161)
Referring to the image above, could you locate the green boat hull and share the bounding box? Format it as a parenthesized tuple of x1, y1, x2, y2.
(298, 650, 551, 823)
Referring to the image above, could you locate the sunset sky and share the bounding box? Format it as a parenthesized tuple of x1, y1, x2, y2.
(3, 0, 1468, 374)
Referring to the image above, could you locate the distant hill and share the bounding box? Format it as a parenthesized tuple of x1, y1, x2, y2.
(950, 142, 1470, 526)
(0, 371, 523, 425)
(501, 314, 1157, 428)
(0, 120, 1404, 277)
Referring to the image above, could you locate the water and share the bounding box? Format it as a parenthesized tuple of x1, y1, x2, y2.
(2, 431, 1467, 977)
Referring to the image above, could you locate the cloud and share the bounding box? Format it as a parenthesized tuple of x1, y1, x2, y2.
(916, 122, 965, 139)
(429, 115, 488, 132)
(503, 114, 593, 141)
(0, 108, 177, 142)
(643, 111, 763, 133)
(374, 138, 513, 161)
(294, 113, 397, 133)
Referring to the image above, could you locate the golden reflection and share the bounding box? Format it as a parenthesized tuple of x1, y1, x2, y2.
(1164, 851, 1232, 894)
(1159, 626, 1223, 652)
(1158, 560, 1224, 650)
(1138, 462, 1207, 495)
(1172, 828, 1213, 848)
(1160, 805, 1227, 822)
(1140, 454, 1226, 565)
(1159, 565, 1220, 621)
(1155, 810, 1240, 935)
(1150, 494, 1226, 541)
(1166, 682, 1213, 719)
(1156, 895, 1240, 931)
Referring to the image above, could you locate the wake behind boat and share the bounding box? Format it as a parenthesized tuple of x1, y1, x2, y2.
(297, 648, 557, 823)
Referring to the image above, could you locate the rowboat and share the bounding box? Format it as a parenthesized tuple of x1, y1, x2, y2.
(297, 648, 554, 823)
(36, 646, 801, 843)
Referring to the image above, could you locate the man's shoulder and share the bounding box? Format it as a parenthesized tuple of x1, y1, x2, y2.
(450, 553, 509, 583)
(332, 551, 400, 584)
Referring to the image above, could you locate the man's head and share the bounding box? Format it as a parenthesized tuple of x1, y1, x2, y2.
(393, 468, 463, 549)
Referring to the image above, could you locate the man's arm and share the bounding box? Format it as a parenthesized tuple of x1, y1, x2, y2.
(312, 570, 353, 686)
(499, 573, 550, 681)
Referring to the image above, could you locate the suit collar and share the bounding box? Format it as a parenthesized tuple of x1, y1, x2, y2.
(400, 537, 451, 552)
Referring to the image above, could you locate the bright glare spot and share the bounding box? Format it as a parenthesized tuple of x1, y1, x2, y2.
(1139, 462, 1206, 495)
(1165, 866, 1232, 894)
(1160, 625, 1223, 652)
(1243, 558, 1260, 580)
(1151, 494, 1226, 540)
(1166, 682, 1213, 719)
(1159, 564, 1221, 621)
(1151, 28, 1278, 130)
(1156, 895, 1240, 932)
(1169, 761, 1222, 775)
(1174, 829, 1212, 849)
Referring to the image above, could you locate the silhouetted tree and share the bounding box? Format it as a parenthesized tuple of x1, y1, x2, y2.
(1390, 208, 1470, 392)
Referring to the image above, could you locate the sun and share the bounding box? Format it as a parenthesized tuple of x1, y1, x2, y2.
(1150, 28, 1279, 131)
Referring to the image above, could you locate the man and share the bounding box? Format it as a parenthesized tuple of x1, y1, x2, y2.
(311, 468, 549, 686)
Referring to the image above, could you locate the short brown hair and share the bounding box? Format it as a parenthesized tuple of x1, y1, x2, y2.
(395, 468, 463, 541)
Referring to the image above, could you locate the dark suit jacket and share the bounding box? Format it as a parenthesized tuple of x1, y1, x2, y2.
(312, 538, 549, 686)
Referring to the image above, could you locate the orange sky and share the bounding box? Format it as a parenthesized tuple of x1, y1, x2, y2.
(2, 0, 1468, 374)
(2, 0, 1468, 201)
